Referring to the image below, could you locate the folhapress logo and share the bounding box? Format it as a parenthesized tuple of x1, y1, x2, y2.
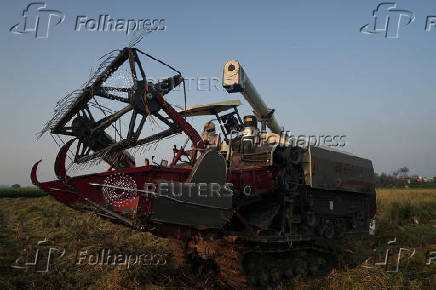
(361, 2, 415, 38)
(9, 2, 65, 39)
(9, 3, 166, 39)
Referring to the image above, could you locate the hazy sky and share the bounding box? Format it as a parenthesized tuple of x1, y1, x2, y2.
(1, 0, 436, 185)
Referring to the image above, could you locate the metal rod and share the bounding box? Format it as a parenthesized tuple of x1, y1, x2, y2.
(48, 187, 133, 226)
(89, 182, 233, 210)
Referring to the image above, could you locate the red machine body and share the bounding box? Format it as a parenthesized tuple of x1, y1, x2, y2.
(32, 48, 376, 288)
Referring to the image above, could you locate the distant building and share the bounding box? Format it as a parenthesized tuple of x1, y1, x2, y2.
(398, 176, 411, 184)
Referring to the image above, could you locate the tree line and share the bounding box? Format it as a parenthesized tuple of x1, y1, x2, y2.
(375, 167, 436, 188)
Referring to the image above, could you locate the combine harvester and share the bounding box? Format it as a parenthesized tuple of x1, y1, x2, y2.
(32, 47, 376, 288)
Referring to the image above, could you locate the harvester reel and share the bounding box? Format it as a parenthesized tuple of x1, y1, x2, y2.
(46, 48, 186, 168)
